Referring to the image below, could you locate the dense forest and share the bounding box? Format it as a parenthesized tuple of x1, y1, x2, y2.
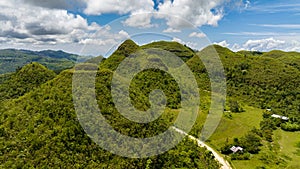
(0, 39, 299, 168)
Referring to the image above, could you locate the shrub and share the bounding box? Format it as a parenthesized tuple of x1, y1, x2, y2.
(281, 122, 300, 131)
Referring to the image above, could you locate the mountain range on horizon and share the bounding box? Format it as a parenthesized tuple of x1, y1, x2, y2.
(0, 48, 92, 74)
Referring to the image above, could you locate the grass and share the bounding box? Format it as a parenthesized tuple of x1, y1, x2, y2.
(230, 130, 300, 169)
(204, 104, 300, 169)
(207, 105, 263, 149)
(274, 130, 300, 168)
(199, 105, 263, 169)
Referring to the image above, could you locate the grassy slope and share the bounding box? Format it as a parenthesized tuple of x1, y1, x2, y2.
(230, 130, 300, 169)
(208, 105, 263, 148)
(274, 130, 300, 168)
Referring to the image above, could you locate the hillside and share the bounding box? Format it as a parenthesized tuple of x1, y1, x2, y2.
(0, 62, 56, 100)
(0, 40, 221, 168)
(0, 49, 87, 74)
(0, 40, 299, 168)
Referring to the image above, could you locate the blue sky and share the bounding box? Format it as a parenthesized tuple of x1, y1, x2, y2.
(0, 0, 299, 56)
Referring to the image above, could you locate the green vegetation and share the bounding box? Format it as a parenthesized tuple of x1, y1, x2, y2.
(0, 40, 299, 168)
(0, 49, 89, 74)
(142, 41, 196, 62)
(0, 40, 220, 168)
(0, 62, 56, 100)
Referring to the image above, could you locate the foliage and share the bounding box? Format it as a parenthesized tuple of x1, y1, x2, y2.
(1, 40, 299, 168)
(281, 122, 300, 131)
(0, 49, 87, 74)
(229, 100, 245, 113)
(212, 46, 300, 130)
(142, 41, 196, 62)
(0, 40, 222, 168)
(0, 62, 56, 100)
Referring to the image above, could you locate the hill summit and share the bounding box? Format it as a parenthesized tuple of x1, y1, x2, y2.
(0, 62, 56, 100)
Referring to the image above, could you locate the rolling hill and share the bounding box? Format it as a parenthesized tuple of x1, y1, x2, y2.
(0, 40, 299, 168)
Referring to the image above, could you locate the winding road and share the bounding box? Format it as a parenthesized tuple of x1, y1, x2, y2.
(172, 126, 232, 169)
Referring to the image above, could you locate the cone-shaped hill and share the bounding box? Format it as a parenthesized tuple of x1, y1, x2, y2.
(0, 41, 221, 168)
(0, 62, 56, 100)
(99, 39, 197, 71)
(141, 41, 196, 62)
(99, 39, 140, 70)
(0, 40, 299, 168)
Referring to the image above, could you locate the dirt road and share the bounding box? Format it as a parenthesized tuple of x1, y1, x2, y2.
(172, 126, 232, 169)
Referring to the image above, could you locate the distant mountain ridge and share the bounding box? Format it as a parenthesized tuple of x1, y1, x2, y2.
(0, 49, 89, 74)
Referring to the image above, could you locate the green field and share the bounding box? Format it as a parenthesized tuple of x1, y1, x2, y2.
(274, 130, 300, 168)
(208, 105, 263, 149)
(203, 103, 300, 169)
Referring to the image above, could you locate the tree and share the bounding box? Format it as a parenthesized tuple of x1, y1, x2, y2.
(229, 100, 244, 113)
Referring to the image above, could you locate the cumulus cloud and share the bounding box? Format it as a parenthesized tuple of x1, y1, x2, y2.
(189, 32, 207, 38)
(13, 0, 86, 11)
(0, 3, 88, 40)
(172, 37, 198, 49)
(0, 0, 130, 55)
(24, 0, 70, 9)
(214, 40, 230, 48)
(122, 11, 155, 28)
(83, 0, 227, 29)
(0, 0, 248, 55)
(223, 38, 300, 52)
(156, 0, 224, 29)
(84, 0, 154, 15)
(242, 38, 285, 51)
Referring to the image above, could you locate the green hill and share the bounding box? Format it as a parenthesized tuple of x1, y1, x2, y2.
(0, 49, 88, 74)
(0, 62, 56, 100)
(262, 50, 300, 71)
(0, 40, 299, 168)
(0, 40, 220, 168)
(141, 41, 196, 62)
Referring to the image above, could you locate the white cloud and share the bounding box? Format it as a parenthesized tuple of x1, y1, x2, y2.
(0, 0, 131, 56)
(242, 38, 285, 51)
(163, 27, 181, 33)
(189, 32, 207, 38)
(214, 40, 230, 48)
(83, 0, 228, 30)
(172, 37, 184, 44)
(156, 0, 224, 29)
(245, 0, 251, 9)
(0, 0, 252, 56)
(224, 38, 300, 52)
(25, 0, 67, 8)
(83, 0, 154, 15)
(172, 37, 198, 49)
(123, 11, 154, 28)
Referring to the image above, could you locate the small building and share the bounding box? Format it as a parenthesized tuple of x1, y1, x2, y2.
(271, 114, 289, 121)
(230, 146, 243, 153)
(266, 109, 272, 112)
(271, 114, 281, 118)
